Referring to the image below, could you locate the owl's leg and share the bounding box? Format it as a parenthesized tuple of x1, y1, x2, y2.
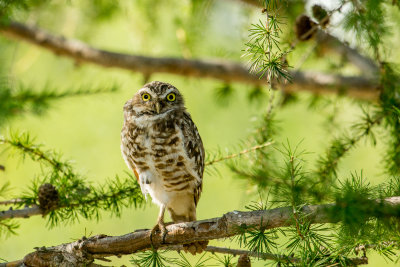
(168, 203, 208, 255)
(150, 204, 168, 246)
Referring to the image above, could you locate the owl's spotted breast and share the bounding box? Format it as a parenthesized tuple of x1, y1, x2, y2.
(121, 109, 203, 208)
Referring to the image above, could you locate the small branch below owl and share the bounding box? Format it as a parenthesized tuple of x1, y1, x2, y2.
(6, 197, 399, 266)
(167, 244, 300, 263)
(0, 21, 379, 100)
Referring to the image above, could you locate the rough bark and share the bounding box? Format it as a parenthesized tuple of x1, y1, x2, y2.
(5, 197, 399, 266)
(0, 21, 379, 100)
(0, 205, 42, 219)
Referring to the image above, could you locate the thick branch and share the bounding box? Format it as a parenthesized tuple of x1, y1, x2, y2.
(7, 197, 399, 266)
(0, 21, 379, 100)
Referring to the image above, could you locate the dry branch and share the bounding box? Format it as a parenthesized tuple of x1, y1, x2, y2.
(5, 197, 399, 266)
(0, 21, 379, 100)
(0, 205, 41, 219)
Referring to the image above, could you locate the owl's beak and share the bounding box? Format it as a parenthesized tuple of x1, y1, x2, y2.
(155, 102, 161, 114)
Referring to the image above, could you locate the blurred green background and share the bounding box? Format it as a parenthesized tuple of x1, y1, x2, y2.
(0, 0, 398, 266)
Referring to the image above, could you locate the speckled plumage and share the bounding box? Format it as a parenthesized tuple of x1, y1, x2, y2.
(121, 81, 204, 224)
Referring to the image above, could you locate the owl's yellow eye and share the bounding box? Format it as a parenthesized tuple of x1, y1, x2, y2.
(166, 93, 176, 102)
(142, 93, 151, 101)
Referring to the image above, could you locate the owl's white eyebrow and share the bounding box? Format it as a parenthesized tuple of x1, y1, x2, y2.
(161, 88, 176, 97)
(138, 88, 156, 97)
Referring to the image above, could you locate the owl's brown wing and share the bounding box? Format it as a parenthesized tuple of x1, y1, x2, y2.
(181, 111, 205, 206)
(121, 125, 140, 183)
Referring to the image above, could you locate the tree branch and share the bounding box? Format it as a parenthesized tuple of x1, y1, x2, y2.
(204, 245, 300, 262)
(0, 205, 42, 219)
(0, 21, 379, 100)
(316, 30, 378, 77)
(201, 246, 367, 265)
(5, 197, 399, 266)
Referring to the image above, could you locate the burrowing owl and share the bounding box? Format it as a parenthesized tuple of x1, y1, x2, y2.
(121, 81, 208, 254)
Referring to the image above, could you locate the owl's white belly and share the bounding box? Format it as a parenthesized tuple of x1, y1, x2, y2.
(136, 128, 189, 207)
(140, 168, 171, 206)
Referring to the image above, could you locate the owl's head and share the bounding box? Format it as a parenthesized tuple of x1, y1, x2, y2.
(124, 81, 185, 120)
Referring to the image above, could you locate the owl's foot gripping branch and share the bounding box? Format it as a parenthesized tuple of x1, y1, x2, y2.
(5, 198, 399, 266)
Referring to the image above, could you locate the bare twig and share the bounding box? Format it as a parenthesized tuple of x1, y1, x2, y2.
(0, 199, 24, 205)
(4, 197, 399, 266)
(0, 21, 379, 100)
(167, 244, 300, 262)
(205, 245, 299, 262)
(205, 141, 274, 166)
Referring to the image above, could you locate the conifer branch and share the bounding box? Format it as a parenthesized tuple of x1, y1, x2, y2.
(0, 135, 71, 176)
(5, 197, 399, 266)
(0, 179, 143, 221)
(205, 141, 274, 166)
(0, 21, 379, 100)
(235, 0, 378, 77)
(0, 199, 23, 206)
(204, 245, 300, 262)
(314, 111, 383, 195)
(0, 133, 144, 228)
(0, 82, 118, 125)
(200, 246, 368, 265)
(166, 244, 300, 262)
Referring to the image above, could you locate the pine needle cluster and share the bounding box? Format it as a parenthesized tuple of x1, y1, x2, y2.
(0, 80, 118, 125)
(0, 132, 144, 232)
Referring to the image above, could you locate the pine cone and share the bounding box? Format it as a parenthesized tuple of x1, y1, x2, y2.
(237, 254, 251, 267)
(295, 15, 317, 41)
(38, 183, 59, 213)
(312, 5, 329, 27)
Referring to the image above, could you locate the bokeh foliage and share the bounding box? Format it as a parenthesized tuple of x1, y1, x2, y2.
(1, 0, 400, 266)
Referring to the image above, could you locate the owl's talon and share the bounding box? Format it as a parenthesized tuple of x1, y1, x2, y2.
(149, 225, 158, 248)
(160, 226, 168, 244)
(182, 241, 208, 255)
(150, 221, 168, 247)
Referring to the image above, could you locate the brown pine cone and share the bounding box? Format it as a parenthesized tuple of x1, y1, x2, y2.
(38, 183, 59, 213)
(237, 254, 251, 267)
(295, 15, 317, 41)
(312, 5, 330, 27)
